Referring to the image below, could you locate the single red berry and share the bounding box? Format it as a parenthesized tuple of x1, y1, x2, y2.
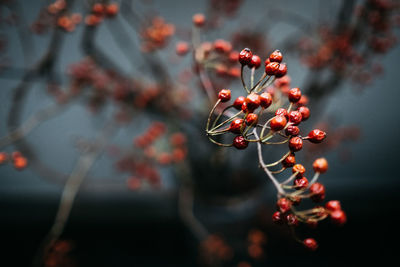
(330, 210, 347, 226)
(92, 3, 105, 14)
(313, 158, 328, 173)
(285, 125, 300, 136)
(176, 41, 189, 56)
(308, 129, 326, 143)
(270, 116, 287, 131)
(260, 92, 272, 109)
(282, 153, 296, 168)
(275, 108, 288, 118)
(269, 50, 283, 63)
(106, 3, 119, 16)
(297, 95, 309, 106)
(286, 214, 299, 227)
(292, 164, 306, 177)
(303, 238, 318, 251)
(294, 177, 309, 190)
(309, 183, 326, 202)
(233, 135, 249, 149)
(272, 211, 283, 224)
(245, 113, 258, 125)
(239, 48, 253, 65)
(229, 51, 239, 62)
(214, 39, 231, 53)
(218, 89, 231, 102)
(265, 62, 280, 75)
(297, 106, 310, 121)
(230, 119, 245, 134)
(277, 198, 292, 213)
(245, 93, 261, 111)
(233, 96, 246, 110)
(325, 200, 341, 212)
(289, 137, 303, 152)
(275, 63, 287, 78)
(288, 111, 302, 125)
(14, 156, 27, 170)
(241, 101, 253, 113)
(248, 55, 261, 69)
(193, 13, 205, 27)
(288, 88, 302, 103)
(0, 152, 8, 164)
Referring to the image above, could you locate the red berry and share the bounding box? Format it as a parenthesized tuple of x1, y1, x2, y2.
(265, 62, 280, 75)
(106, 3, 119, 16)
(248, 55, 261, 69)
(92, 3, 105, 14)
(290, 195, 302, 206)
(270, 116, 287, 131)
(303, 238, 318, 251)
(193, 13, 205, 27)
(0, 152, 8, 164)
(330, 210, 347, 226)
(260, 92, 272, 109)
(245, 113, 258, 125)
(292, 164, 306, 177)
(218, 89, 231, 102)
(286, 214, 299, 227)
(313, 158, 328, 173)
(288, 88, 302, 103)
(294, 177, 309, 190)
(277, 198, 292, 213)
(309, 183, 326, 202)
(308, 129, 326, 143)
(288, 111, 302, 125)
(230, 119, 244, 134)
(233, 135, 249, 149)
(272, 211, 283, 224)
(229, 51, 239, 62)
(325, 200, 341, 211)
(269, 50, 283, 63)
(275, 108, 288, 118)
(297, 106, 310, 121)
(176, 41, 189, 56)
(275, 63, 287, 78)
(289, 137, 303, 152)
(282, 153, 296, 168)
(239, 48, 253, 65)
(245, 93, 261, 111)
(285, 125, 300, 136)
(14, 156, 27, 170)
(233, 96, 246, 110)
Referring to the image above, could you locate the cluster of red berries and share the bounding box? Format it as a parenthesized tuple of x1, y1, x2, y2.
(140, 17, 175, 52)
(247, 229, 266, 260)
(44, 240, 74, 267)
(85, 2, 119, 27)
(199, 234, 233, 266)
(0, 151, 28, 170)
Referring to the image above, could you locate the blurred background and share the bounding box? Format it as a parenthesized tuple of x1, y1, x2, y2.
(0, 0, 399, 266)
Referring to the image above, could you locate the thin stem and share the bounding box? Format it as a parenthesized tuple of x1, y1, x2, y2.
(206, 99, 221, 132)
(241, 65, 249, 93)
(264, 151, 291, 167)
(250, 67, 255, 89)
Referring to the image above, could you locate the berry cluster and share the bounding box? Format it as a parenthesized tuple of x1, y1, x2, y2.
(140, 17, 175, 52)
(0, 151, 28, 170)
(206, 48, 345, 250)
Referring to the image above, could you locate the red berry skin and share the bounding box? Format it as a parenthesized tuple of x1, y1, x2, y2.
(218, 89, 231, 102)
(330, 210, 347, 226)
(245, 93, 261, 111)
(313, 158, 328, 173)
(286, 214, 299, 227)
(282, 153, 296, 168)
(265, 62, 280, 76)
(277, 198, 292, 213)
(285, 125, 300, 136)
(292, 164, 306, 177)
(294, 176, 309, 190)
(309, 183, 326, 202)
(233, 135, 249, 149)
(245, 113, 258, 125)
(272, 211, 283, 224)
(270, 116, 287, 131)
(260, 92, 272, 109)
(303, 238, 318, 251)
(269, 50, 283, 63)
(193, 13, 205, 27)
(275, 63, 287, 78)
(248, 55, 261, 69)
(275, 108, 288, 118)
(297, 106, 310, 121)
(230, 119, 245, 134)
(288, 88, 302, 103)
(233, 96, 246, 110)
(289, 137, 303, 152)
(325, 200, 341, 212)
(308, 129, 326, 143)
(288, 111, 302, 125)
(229, 51, 239, 62)
(239, 48, 253, 65)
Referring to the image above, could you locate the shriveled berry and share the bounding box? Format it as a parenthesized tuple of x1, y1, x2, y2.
(275, 108, 288, 118)
(233, 135, 249, 149)
(330, 210, 347, 226)
(289, 137, 303, 152)
(233, 96, 246, 110)
(297, 106, 310, 121)
(269, 50, 283, 63)
(239, 48, 253, 65)
(282, 153, 296, 168)
(265, 62, 280, 75)
(288, 111, 302, 125)
(277, 198, 292, 213)
(286, 214, 299, 227)
(325, 200, 341, 211)
(288, 88, 302, 103)
(308, 129, 326, 143)
(230, 119, 244, 134)
(245, 113, 258, 125)
(285, 125, 300, 136)
(218, 89, 231, 102)
(248, 55, 261, 69)
(303, 238, 318, 251)
(272, 211, 283, 224)
(309, 183, 326, 202)
(270, 116, 287, 131)
(275, 63, 287, 78)
(292, 164, 306, 177)
(294, 177, 309, 189)
(245, 93, 261, 111)
(260, 92, 272, 109)
(313, 158, 328, 173)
